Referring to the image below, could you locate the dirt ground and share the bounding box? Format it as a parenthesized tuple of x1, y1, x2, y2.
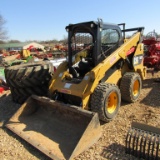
(0, 71, 160, 160)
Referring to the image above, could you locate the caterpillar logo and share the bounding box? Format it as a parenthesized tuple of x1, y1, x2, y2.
(133, 55, 143, 66)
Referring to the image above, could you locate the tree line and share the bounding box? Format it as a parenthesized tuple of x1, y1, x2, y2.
(0, 14, 160, 45)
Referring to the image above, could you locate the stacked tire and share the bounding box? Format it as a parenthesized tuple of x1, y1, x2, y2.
(5, 61, 54, 104)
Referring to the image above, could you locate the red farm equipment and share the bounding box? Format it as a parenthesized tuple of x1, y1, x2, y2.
(142, 31, 160, 70)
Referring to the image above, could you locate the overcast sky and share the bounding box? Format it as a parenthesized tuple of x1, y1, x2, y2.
(1, 0, 159, 41)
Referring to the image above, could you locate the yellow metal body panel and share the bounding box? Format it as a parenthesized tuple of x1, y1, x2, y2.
(105, 69, 122, 85)
(132, 43, 146, 80)
(49, 64, 93, 109)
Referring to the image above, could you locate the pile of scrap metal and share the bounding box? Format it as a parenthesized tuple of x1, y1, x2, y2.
(0, 49, 33, 67)
(54, 44, 68, 52)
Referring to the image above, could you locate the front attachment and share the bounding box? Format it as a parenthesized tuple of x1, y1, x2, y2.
(126, 122, 160, 160)
(5, 95, 101, 160)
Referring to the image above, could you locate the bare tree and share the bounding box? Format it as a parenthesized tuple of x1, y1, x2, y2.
(59, 35, 68, 44)
(8, 40, 21, 43)
(0, 14, 8, 40)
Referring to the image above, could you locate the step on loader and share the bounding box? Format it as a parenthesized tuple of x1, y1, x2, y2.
(126, 122, 160, 160)
(6, 19, 146, 160)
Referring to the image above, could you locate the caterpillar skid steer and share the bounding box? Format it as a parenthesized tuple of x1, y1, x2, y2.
(6, 19, 146, 160)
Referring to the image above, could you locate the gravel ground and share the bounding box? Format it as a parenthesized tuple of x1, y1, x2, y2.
(0, 71, 160, 160)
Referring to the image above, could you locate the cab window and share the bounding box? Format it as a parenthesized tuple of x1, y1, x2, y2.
(101, 29, 119, 44)
(101, 29, 119, 55)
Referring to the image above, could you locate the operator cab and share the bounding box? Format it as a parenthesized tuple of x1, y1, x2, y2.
(65, 20, 123, 79)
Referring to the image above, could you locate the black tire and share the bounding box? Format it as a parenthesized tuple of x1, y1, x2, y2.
(90, 83, 121, 122)
(10, 87, 29, 104)
(5, 61, 53, 88)
(120, 72, 142, 103)
(10, 85, 48, 104)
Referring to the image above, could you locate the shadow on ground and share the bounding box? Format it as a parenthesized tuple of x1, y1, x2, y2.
(0, 93, 51, 160)
(140, 78, 160, 107)
(0, 93, 20, 126)
(4, 128, 51, 160)
(119, 77, 160, 108)
(100, 143, 139, 160)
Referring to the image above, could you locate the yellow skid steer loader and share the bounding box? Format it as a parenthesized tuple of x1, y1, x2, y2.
(6, 19, 146, 160)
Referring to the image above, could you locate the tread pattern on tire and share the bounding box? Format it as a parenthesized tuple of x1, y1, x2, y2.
(5, 61, 54, 104)
(5, 61, 53, 88)
(10, 86, 48, 104)
(120, 72, 142, 103)
(90, 83, 121, 122)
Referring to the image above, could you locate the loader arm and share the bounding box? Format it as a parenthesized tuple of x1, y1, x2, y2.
(85, 32, 145, 95)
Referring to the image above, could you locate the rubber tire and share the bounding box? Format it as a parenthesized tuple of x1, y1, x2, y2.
(90, 83, 121, 122)
(5, 61, 53, 88)
(120, 72, 142, 103)
(10, 85, 48, 104)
